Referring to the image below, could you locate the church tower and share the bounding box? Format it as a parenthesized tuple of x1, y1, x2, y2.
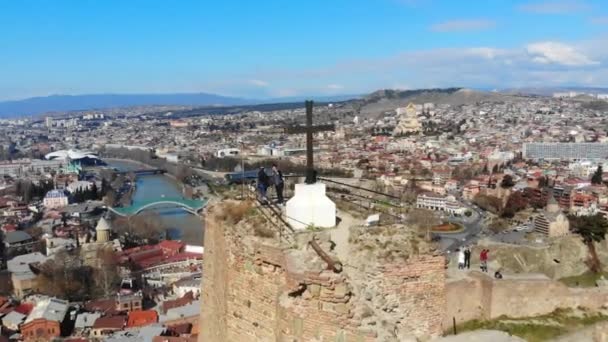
(95, 217, 111, 243)
(393, 103, 421, 136)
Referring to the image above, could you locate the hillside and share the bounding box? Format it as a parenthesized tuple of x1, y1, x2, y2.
(352, 88, 514, 119)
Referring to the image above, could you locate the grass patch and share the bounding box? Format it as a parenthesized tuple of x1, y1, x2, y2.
(453, 308, 608, 342)
(559, 271, 608, 287)
(431, 223, 464, 233)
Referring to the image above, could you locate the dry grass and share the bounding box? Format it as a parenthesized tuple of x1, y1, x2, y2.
(453, 308, 608, 342)
(253, 225, 276, 238)
(216, 200, 253, 224)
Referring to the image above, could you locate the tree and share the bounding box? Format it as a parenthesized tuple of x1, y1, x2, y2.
(473, 194, 502, 214)
(592, 165, 604, 185)
(500, 175, 515, 188)
(36, 250, 94, 301)
(93, 247, 120, 298)
(569, 214, 608, 273)
(91, 182, 99, 200)
(501, 191, 528, 218)
(113, 213, 164, 246)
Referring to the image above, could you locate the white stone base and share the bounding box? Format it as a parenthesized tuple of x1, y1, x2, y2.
(286, 183, 336, 230)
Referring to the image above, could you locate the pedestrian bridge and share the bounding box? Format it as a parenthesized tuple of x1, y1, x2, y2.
(108, 197, 207, 217)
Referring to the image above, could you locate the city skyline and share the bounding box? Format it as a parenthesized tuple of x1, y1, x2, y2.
(2, 0, 608, 101)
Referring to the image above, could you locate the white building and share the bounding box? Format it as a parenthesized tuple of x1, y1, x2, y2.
(45, 149, 101, 163)
(0, 159, 64, 177)
(66, 180, 93, 193)
(173, 275, 201, 298)
(416, 193, 465, 215)
(216, 148, 240, 158)
(43, 190, 69, 209)
(523, 143, 608, 160)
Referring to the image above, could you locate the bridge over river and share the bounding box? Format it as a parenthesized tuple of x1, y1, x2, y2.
(108, 197, 207, 217)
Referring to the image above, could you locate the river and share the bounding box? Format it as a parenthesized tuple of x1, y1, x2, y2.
(107, 160, 204, 245)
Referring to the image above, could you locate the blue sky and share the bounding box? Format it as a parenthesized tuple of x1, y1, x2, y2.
(1, 0, 608, 100)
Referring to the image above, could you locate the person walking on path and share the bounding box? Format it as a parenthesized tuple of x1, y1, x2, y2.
(480, 249, 489, 273)
(458, 249, 465, 270)
(464, 247, 471, 269)
(257, 166, 270, 203)
(271, 164, 284, 204)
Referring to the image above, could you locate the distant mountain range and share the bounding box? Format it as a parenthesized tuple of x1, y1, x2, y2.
(0, 93, 361, 118)
(0, 93, 253, 118)
(3, 86, 607, 118)
(499, 87, 608, 96)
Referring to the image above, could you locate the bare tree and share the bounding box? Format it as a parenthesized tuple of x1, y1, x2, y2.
(94, 247, 120, 297)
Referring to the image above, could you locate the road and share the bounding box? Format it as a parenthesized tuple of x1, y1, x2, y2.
(434, 203, 485, 252)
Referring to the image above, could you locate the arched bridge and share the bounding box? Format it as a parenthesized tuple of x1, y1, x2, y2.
(114, 169, 166, 176)
(108, 197, 207, 217)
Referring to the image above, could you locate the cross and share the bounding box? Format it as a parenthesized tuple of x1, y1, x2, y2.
(285, 100, 334, 184)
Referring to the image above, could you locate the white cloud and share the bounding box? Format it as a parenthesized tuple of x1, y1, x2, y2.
(526, 42, 599, 66)
(242, 38, 608, 95)
(248, 79, 269, 87)
(466, 47, 505, 59)
(431, 19, 495, 32)
(518, 1, 590, 14)
(327, 84, 344, 90)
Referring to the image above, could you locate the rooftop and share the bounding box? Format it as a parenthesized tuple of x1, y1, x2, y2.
(74, 312, 101, 329)
(4, 230, 32, 244)
(92, 315, 127, 330)
(24, 297, 69, 324)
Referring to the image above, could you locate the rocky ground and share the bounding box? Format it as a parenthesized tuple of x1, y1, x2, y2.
(470, 235, 608, 280)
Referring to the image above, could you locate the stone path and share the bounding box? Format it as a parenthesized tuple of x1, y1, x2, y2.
(330, 209, 360, 263)
(432, 330, 526, 342)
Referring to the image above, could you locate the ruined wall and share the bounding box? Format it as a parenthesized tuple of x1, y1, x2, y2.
(444, 274, 492, 326)
(445, 272, 608, 327)
(200, 202, 447, 341)
(377, 256, 446, 337)
(199, 204, 229, 342)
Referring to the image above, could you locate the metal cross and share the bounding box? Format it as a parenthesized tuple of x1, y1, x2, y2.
(285, 100, 334, 184)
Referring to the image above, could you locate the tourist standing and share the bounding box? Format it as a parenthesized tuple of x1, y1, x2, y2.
(464, 247, 471, 269)
(458, 249, 465, 270)
(271, 164, 284, 204)
(257, 166, 270, 202)
(480, 249, 489, 272)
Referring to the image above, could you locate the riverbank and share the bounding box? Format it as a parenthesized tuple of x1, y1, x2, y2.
(105, 159, 204, 245)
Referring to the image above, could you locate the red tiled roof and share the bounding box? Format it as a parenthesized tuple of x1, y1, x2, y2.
(1, 224, 17, 232)
(92, 315, 126, 329)
(166, 323, 192, 335)
(152, 337, 197, 342)
(162, 292, 194, 313)
(127, 310, 158, 327)
(158, 240, 184, 252)
(84, 298, 119, 315)
(14, 303, 33, 315)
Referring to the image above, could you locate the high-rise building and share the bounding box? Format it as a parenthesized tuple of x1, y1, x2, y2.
(523, 143, 608, 160)
(45, 116, 53, 128)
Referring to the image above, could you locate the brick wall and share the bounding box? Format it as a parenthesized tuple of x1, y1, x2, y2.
(21, 318, 61, 342)
(200, 202, 447, 341)
(378, 255, 446, 337)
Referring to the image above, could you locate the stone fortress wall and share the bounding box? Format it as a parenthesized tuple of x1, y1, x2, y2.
(200, 201, 447, 342)
(446, 272, 608, 327)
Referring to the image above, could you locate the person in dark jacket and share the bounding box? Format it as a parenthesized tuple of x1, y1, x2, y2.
(271, 164, 284, 204)
(257, 166, 270, 201)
